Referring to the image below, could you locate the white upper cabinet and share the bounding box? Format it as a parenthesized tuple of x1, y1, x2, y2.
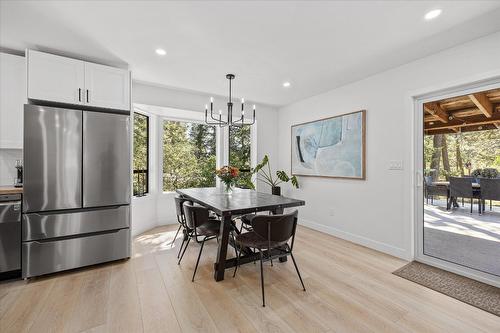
(84, 62, 130, 111)
(27, 50, 130, 111)
(28, 50, 85, 105)
(0, 52, 26, 149)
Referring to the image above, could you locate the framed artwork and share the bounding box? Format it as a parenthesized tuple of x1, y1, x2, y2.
(291, 110, 366, 179)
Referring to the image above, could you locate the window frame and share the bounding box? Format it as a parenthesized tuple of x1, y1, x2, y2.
(133, 111, 150, 196)
(228, 125, 254, 188)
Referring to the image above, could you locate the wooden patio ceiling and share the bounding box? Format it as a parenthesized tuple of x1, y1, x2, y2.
(424, 88, 500, 135)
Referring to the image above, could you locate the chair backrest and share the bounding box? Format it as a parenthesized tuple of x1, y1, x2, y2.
(183, 202, 210, 230)
(424, 176, 433, 186)
(449, 177, 474, 198)
(479, 178, 500, 201)
(251, 210, 298, 247)
(174, 196, 193, 216)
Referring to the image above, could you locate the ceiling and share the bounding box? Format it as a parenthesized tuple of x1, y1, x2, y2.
(424, 89, 500, 135)
(1, 1, 500, 106)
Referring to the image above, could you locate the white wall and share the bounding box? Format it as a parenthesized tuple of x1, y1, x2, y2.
(277, 32, 500, 260)
(0, 149, 22, 185)
(131, 81, 279, 236)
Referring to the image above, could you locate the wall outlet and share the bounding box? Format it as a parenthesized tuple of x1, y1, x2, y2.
(389, 160, 403, 170)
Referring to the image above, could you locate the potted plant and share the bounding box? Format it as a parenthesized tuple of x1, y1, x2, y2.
(216, 166, 239, 194)
(253, 155, 298, 195)
(480, 168, 499, 179)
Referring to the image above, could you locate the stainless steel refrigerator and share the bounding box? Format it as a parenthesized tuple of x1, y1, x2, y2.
(22, 105, 131, 278)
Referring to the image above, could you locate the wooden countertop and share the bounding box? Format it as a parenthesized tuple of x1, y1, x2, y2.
(0, 186, 23, 195)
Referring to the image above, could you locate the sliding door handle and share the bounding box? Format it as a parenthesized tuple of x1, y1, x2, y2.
(78, 88, 81, 102)
(86, 89, 89, 103)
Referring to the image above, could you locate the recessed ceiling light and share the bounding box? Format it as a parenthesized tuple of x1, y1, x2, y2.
(424, 9, 442, 20)
(155, 48, 166, 56)
(283, 82, 291, 87)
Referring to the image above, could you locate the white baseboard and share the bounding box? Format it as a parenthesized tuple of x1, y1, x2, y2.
(298, 218, 411, 260)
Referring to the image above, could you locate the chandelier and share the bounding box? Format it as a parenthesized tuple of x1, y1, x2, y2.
(205, 74, 255, 127)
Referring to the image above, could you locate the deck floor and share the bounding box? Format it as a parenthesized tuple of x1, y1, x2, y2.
(424, 201, 500, 276)
(1, 224, 499, 332)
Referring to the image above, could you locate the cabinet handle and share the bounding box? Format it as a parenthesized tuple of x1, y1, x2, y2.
(78, 88, 81, 102)
(86, 89, 89, 103)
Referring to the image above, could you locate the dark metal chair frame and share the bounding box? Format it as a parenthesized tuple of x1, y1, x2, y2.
(233, 210, 306, 307)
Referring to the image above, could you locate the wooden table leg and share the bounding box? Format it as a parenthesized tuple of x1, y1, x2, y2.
(214, 214, 231, 281)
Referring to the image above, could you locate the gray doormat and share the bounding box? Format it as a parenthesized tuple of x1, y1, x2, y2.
(393, 261, 500, 317)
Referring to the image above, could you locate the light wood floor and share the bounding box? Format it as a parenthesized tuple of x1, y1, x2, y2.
(1, 224, 499, 333)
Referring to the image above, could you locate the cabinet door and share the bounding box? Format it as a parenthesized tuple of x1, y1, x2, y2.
(83, 112, 131, 208)
(28, 50, 84, 104)
(84, 63, 130, 110)
(0, 53, 25, 149)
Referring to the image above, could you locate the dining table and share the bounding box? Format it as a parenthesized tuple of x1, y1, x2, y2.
(176, 187, 305, 281)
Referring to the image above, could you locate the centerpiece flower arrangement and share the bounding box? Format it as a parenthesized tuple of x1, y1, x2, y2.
(216, 166, 240, 193)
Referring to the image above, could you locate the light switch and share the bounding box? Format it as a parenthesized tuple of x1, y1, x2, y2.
(389, 160, 403, 170)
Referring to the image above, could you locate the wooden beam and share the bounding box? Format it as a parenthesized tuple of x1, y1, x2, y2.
(424, 102, 448, 123)
(468, 93, 493, 118)
(426, 118, 500, 131)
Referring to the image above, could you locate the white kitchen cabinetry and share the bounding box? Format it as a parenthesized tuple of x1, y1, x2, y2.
(84, 62, 130, 110)
(27, 50, 84, 105)
(27, 50, 130, 111)
(0, 52, 26, 149)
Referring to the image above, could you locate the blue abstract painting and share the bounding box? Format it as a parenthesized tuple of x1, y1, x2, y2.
(291, 110, 365, 179)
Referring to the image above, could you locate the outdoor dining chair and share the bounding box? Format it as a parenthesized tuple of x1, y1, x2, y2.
(449, 177, 481, 214)
(479, 178, 500, 213)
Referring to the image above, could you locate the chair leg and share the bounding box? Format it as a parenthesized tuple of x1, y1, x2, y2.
(259, 250, 265, 307)
(470, 198, 473, 214)
(172, 225, 182, 247)
(290, 252, 306, 291)
(192, 237, 206, 282)
(490, 200, 492, 211)
(233, 239, 240, 278)
(178, 237, 191, 265)
(177, 237, 185, 259)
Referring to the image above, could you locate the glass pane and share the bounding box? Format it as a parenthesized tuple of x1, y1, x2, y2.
(422, 91, 500, 277)
(133, 113, 149, 196)
(163, 121, 216, 191)
(229, 125, 253, 188)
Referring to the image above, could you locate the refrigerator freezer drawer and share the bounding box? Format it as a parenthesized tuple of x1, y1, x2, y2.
(22, 205, 130, 241)
(22, 228, 130, 278)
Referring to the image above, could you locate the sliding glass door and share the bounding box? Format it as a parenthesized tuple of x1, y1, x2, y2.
(415, 81, 500, 286)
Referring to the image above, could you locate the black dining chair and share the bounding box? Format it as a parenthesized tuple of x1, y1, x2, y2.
(479, 178, 500, 213)
(179, 202, 237, 282)
(173, 196, 193, 258)
(449, 177, 481, 214)
(233, 210, 306, 307)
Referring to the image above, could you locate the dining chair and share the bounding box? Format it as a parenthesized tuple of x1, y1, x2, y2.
(479, 178, 500, 213)
(173, 196, 192, 258)
(449, 177, 481, 214)
(233, 210, 306, 307)
(424, 176, 448, 205)
(179, 202, 236, 282)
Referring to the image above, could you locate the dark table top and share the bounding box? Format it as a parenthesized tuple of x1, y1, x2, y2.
(176, 187, 305, 216)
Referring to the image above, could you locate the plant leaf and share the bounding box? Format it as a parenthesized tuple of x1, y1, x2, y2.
(291, 176, 299, 188)
(276, 170, 290, 182)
